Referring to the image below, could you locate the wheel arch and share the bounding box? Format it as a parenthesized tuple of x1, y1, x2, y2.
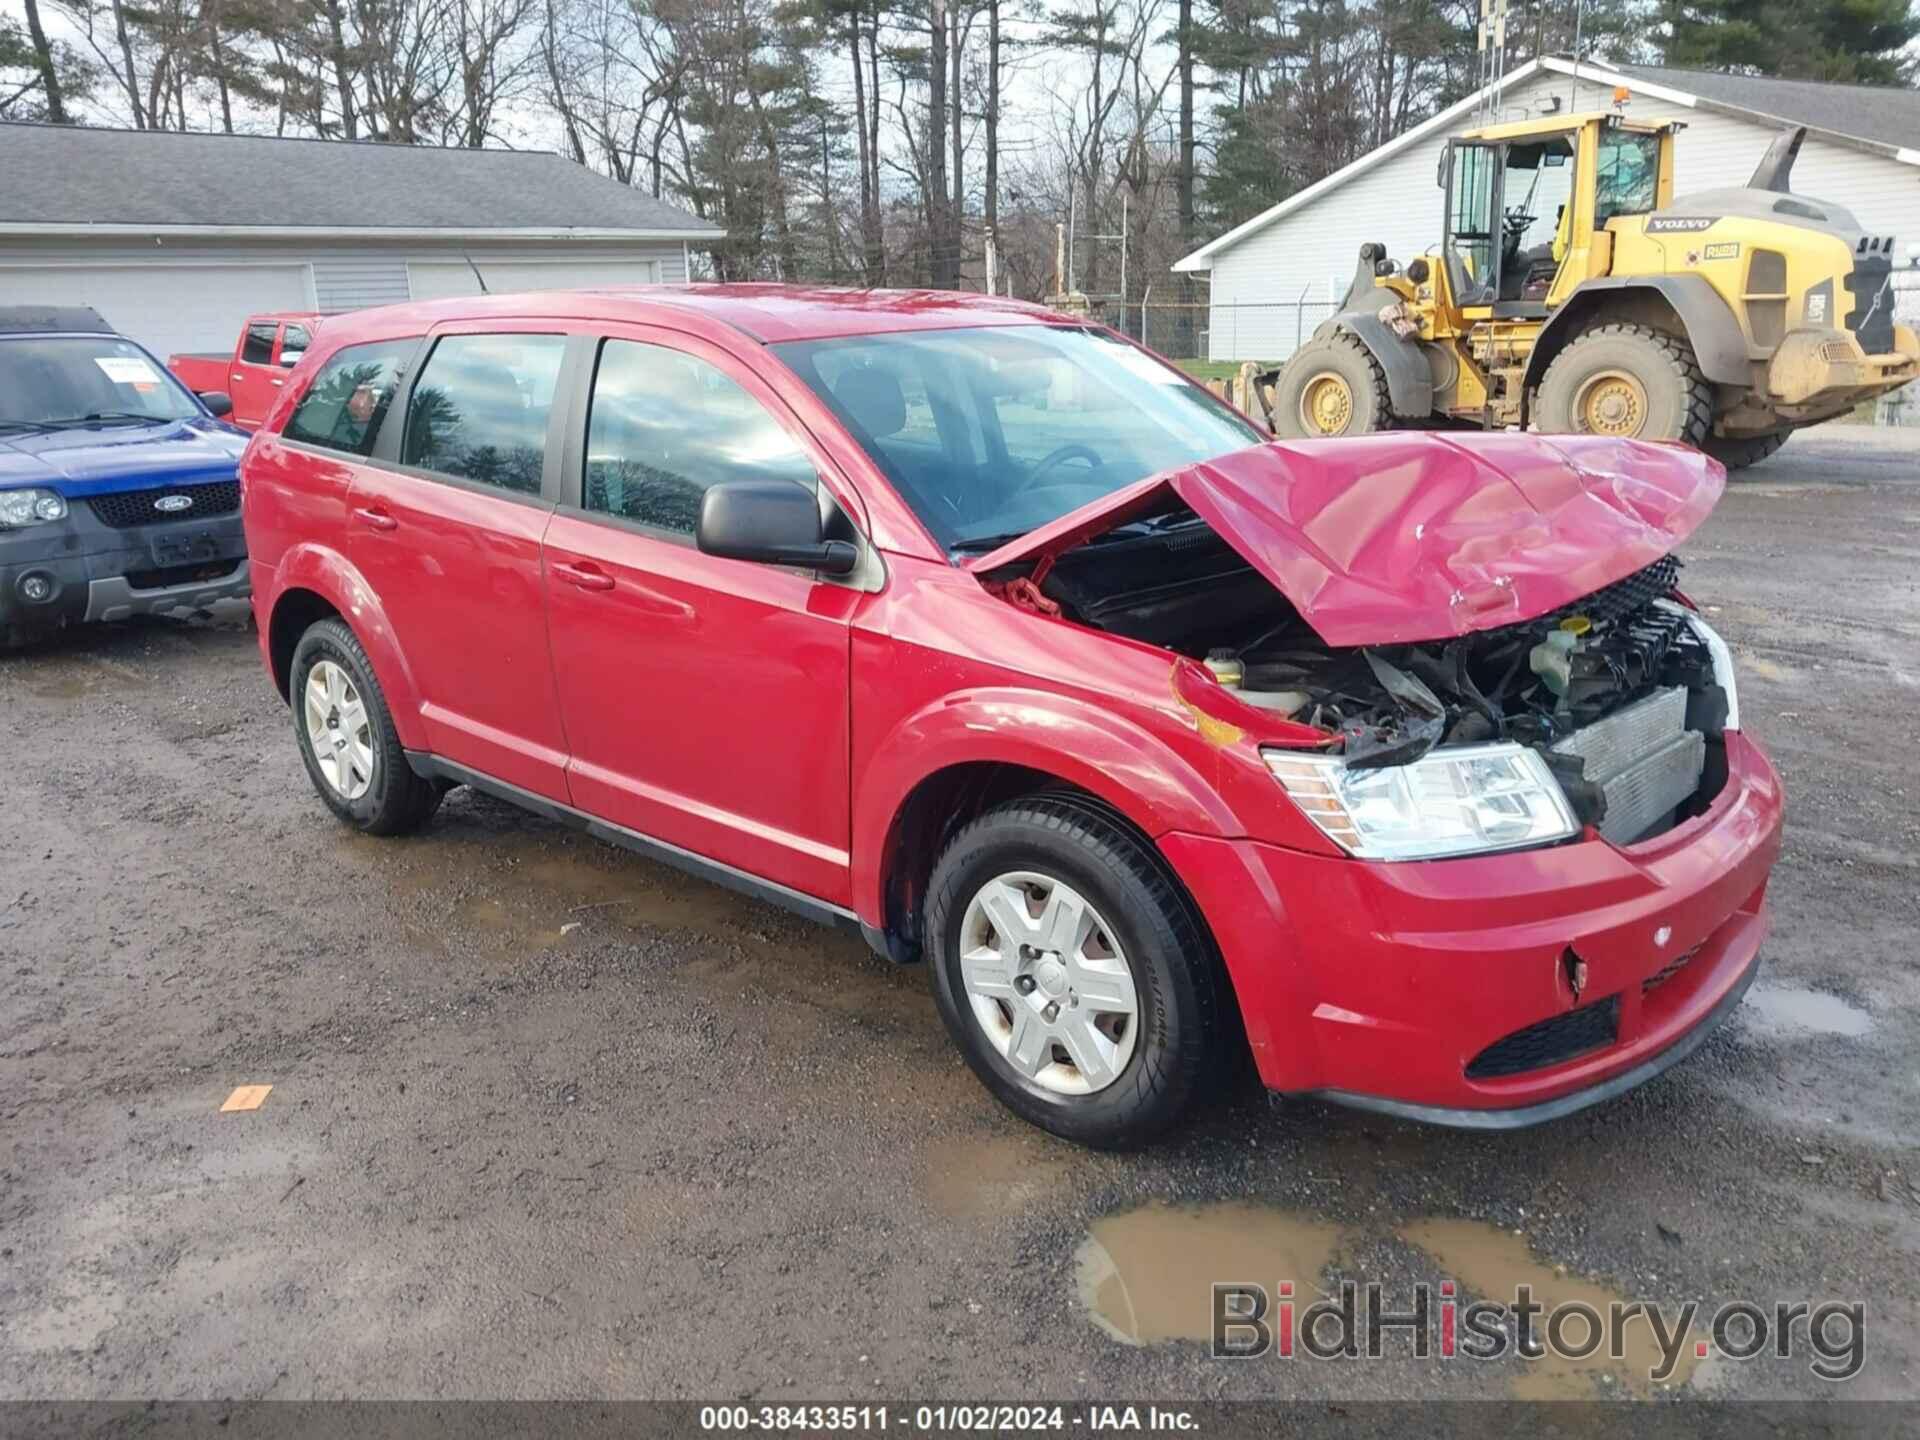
(266, 543, 427, 749)
(1318, 312, 1433, 419)
(1525, 276, 1751, 397)
(854, 692, 1242, 963)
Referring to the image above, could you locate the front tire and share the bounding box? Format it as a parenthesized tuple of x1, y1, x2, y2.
(925, 795, 1221, 1148)
(290, 617, 442, 835)
(1534, 322, 1713, 445)
(1703, 429, 1790, 470)
(1272, 333, 1392, 438)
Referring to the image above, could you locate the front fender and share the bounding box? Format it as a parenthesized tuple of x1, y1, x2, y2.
(270, 541, 428, 750)
(851, 685, 1244, 926)
(1324, 310, 1434, 419)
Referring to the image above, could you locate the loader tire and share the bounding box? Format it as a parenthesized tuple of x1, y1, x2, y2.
(1703, 430, 1790, 471)
(1273, 333, 1392, 438)
(1534, 323, 1713, 446)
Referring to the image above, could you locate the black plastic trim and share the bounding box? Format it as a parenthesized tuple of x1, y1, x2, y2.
(403, 751, 866, 937)
(1304, 949, 1762, 1131)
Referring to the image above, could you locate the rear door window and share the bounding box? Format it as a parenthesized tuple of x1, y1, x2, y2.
(400, 334, 568, 496)
(283, 338, 418, 457)
(241, 323, 277, 365)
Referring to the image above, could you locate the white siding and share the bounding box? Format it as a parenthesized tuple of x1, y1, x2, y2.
(1201, 69, 1920, 361)
(0, 237, 702, 358)
(313, 258, 411, 311)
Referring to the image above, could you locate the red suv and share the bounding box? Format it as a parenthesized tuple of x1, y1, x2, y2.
(242, 286, 1782, 1147)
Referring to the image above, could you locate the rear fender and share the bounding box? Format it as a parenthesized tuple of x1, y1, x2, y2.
(270, 541, 427, 749)
(1525, 276, 1751, 392)
(852, 687, 1241, 929)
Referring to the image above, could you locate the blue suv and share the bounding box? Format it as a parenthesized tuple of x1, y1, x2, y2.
(0, 306, 251, 648)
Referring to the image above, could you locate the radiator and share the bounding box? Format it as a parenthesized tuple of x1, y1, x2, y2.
(1552, 686, 1706, 845)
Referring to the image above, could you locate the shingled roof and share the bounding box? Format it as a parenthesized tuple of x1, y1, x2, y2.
(1610, 63, 1920, 156)
(0, 122, 724, 237)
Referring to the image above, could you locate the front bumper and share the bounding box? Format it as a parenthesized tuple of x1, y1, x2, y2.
(1163, 729, 1784, 1124)
(0, 494, 249, 640)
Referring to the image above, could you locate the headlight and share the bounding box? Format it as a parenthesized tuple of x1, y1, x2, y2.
(1263, 742, 1578, 861)
(0, 489, 68, 528)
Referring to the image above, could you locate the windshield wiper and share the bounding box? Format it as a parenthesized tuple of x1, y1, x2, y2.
(46, 411, 166, 428)
(0, 419, 61, 433)
(950, 531, 1029, 555)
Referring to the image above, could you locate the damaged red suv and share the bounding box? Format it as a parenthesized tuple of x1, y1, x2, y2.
(242, 286, 1782, 1147)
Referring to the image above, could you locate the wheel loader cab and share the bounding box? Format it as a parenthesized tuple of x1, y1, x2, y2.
(1439, 116, 1674, 319)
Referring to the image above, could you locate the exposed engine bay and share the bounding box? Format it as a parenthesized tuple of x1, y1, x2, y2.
(1006, 516, 1733, 845)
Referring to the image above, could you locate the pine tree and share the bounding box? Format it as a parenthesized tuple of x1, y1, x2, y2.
(1661, 0, 1919, 85)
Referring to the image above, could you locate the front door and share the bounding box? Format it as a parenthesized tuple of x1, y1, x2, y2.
(230, 321, 282, 425)
(344, 325, 575, 800)
(541, 331, 859, 904)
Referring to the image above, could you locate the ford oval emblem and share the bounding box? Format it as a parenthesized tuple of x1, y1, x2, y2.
(154, 494, 194, 513)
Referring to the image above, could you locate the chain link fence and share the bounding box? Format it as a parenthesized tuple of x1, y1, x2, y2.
(1088, 299, 1340, 367)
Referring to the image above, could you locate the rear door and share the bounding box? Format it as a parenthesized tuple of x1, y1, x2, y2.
(230, 322, 282, 425)
(541, 328, 860, 904)
(343, 323, 576, 799)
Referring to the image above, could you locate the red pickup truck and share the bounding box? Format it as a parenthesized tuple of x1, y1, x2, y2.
(170, 313, 325, 430)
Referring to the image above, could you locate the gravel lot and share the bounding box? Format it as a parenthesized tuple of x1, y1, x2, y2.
(2, 427, 1916, 1406)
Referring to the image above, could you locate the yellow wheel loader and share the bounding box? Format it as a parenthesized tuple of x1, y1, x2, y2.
(1267, 109, 1919, 468)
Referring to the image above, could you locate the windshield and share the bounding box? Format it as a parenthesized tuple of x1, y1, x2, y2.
(0, 335, 202, 429)
(772, 326, 1266, 550)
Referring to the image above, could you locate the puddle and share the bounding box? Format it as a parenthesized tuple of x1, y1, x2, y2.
(1074, 1203, 1343, 1346)
(1072, 1204, 1701, 1397)
(1740, 985, 1872, 1038)
(1400, 1219, 1700, 1398)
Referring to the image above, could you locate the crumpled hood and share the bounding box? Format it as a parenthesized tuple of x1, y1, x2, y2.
(0, 418, 246, 499)
(966, 432, 1724, 647)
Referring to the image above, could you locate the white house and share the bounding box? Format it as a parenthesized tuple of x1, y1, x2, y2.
(1174, 57, 1920, 362)
(0, 123, 725, 360)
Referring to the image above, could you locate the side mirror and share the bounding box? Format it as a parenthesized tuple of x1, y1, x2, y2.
(696, 478, 858, 576)
(279, 351, 305, 368)
(197, 390, 234, 418)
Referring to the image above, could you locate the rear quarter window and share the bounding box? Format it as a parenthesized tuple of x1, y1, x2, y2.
(283, 339, 419, 457)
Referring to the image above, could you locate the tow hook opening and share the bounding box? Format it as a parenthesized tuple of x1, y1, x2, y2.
(1563, 947, 1590, 1005)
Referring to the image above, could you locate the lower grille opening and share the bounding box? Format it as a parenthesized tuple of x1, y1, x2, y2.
(1466, 995, 1621, 1080)
(124, 560, 242, 591)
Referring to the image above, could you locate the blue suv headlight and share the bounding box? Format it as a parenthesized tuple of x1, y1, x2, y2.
(0, 489, 69, 527)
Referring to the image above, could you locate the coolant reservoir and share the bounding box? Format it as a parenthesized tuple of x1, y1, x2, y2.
(1239, 689, 1310, 716)
(1204, 650, 1245, 688)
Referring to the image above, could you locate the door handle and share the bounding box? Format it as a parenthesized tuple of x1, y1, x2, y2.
(352, 505, 398, 532)
(553, 561, 614, 592)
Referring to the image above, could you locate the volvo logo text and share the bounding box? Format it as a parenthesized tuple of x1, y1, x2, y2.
(154, 494, 194, 513)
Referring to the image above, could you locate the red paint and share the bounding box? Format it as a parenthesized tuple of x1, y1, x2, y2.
(243, 284, 1784, 1124)
(169, 311, 326, 430)
(969, 430, 1726, 646)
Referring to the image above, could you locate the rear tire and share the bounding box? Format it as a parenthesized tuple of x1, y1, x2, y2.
(1273, 333, 1392, 438)
(290, 617, 442, 836)
(924, 794, 1221, 1149)
(1534, 322, 1712, 446)
(1703, 430, 1790, 471)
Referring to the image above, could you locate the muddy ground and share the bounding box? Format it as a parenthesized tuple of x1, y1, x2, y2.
(2, 428, 1916, 1407)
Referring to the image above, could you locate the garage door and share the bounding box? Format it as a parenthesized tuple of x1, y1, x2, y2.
(0, 263, 312, 359)
(407, 258, 659, 301)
